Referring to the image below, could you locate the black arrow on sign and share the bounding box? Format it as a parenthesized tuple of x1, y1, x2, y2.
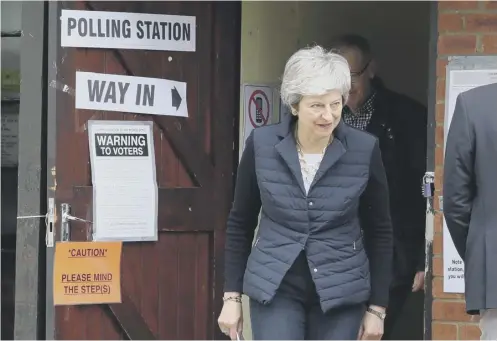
(171, 87, 182, 110)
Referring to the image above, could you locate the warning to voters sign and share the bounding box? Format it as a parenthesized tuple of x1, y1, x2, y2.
(53, 241, 122, 305)
(60, 9, 196, 52)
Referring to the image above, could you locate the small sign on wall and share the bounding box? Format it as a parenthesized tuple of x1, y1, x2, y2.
(60, 9, 196, 52)
(241, 84, 274, 152)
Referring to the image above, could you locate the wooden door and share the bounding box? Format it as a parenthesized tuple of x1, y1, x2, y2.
(49, 1, 240, 339)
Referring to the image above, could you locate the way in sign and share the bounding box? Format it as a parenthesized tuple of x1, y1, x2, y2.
(88, 80, 154, 107)
(75, 71, 188, 118)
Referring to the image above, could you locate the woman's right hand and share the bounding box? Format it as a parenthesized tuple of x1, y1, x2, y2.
(218, 294, 243, 340)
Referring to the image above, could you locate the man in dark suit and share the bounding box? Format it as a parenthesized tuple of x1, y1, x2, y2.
(330, 34, 427, 340)
(443, 82, 497, 340)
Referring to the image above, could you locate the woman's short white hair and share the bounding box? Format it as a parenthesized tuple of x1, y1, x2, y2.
(280, 45, 351, 107)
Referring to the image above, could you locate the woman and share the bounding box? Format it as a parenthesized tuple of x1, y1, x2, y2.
(218, 46, 393, 340)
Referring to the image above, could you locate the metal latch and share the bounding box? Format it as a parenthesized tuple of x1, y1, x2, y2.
(46, 198, 55, 247)
(422, 172, 436, 214)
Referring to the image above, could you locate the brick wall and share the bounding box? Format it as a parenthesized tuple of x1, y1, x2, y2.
(433, 1, 497, 339)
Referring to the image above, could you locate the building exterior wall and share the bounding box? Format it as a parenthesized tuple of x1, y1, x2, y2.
(432, 1, 497, 339)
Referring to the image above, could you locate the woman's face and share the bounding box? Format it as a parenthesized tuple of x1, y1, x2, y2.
(295, 90, 343, 139)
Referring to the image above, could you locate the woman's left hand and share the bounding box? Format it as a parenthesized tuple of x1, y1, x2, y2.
(357, 306, 384, 340)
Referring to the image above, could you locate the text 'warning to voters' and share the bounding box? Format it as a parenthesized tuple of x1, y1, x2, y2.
(95, 133, 149, 157)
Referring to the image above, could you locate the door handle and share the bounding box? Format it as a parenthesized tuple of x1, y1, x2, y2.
(60, 203, 94, 242)
(60, 203, 71, 242)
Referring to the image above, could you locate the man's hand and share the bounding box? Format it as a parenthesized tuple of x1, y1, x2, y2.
(412, 271, 425, 292)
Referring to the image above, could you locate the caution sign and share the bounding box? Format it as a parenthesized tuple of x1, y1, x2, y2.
(242, 85, 274, 153)
(53, 241, 122, 306)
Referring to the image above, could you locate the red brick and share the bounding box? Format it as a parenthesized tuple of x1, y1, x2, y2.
(433, 300, 471, 322)
(482, 35, 497, 53)
(435, 144, 444, 168)
(432, 322, 458, 340)
(433, 189, 441, 209)
(433, 232, 443, 255)
(433, 277, 450, 299)
(439, 13, 464, 32)
(434, 214, 443, 234)
(437, 79, 447, 103)
(435, 165, 444, 196)
(437, 58, 449, 78)
(484, 0, 497, 9)
(433, 256, 443, 276)
(436, 103, 445, 123)
(465, 14, 497, 32)
(439, 1, 479, 11)
(435, 125, 445, 146)
(438, 35, 477, 55)
(460, 324, 481, 340)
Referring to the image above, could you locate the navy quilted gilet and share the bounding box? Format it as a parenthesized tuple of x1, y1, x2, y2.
(241, 115, 391, 313)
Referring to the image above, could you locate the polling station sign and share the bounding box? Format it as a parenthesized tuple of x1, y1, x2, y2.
(53, 241, 122, 305)
(60, 9, 196, 52)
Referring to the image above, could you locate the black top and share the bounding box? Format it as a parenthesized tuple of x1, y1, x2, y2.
(368, 78, 427, 278)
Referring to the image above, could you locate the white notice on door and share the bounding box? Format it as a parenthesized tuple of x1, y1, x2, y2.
(88, 120, 158, 242)
(76, 71, 188, 118)
(60, 9, 196, 52)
